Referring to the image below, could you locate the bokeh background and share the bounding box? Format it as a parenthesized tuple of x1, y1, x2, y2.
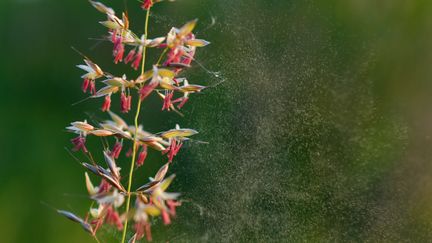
(2, 0, 432, 242)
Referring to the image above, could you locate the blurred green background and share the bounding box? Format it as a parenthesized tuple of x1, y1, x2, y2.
(2, 0, 432, 242)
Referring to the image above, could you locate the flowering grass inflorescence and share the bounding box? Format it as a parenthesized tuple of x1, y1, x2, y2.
(59, 1, 210, 242)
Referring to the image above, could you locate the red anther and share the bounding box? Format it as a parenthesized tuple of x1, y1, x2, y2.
(71, 136, 88, 153)
(110, 142, 123, 159)
(124, 49, 136, 64)
(139, 82, 158, 101)
(82, 78, 90, 93)
(136, 145, 148, 167)
(142, 0, 153, 10)
(102, 95, 111, 112)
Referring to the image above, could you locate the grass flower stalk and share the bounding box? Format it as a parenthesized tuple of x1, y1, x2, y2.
(122, 9, 151, 240)
(58, 0, 211, 241)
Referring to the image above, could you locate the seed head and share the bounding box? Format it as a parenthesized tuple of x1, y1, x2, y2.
(62, 1, 211, 240)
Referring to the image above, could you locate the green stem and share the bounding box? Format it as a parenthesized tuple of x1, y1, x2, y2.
(156, 47, 168, 66)
(120, 7, 151, 243)
(93, 235, 101, 243)
(141, 8, 151, 75)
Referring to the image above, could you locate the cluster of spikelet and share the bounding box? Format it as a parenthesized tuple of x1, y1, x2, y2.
(58, 1, 210, 242)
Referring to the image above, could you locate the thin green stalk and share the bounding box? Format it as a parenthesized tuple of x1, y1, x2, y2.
(156, 47, 168, 66)
(121, 7, 151, 243)
(141, 8, 151, 75)
(93, 235, 101, 243)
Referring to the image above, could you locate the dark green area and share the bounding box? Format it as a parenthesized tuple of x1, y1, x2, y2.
(1, 0, 432, 242)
